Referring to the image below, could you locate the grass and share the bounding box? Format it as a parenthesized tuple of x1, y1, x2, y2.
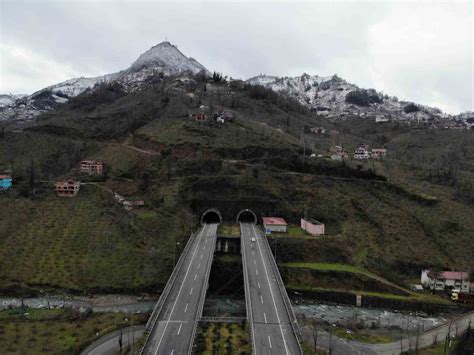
(327, 325, 394, 344)
(0, 308, 148, 354)
(218, 223, 241, 237)
(194, 322, 251, 354)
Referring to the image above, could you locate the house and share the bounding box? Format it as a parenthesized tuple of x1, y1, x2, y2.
(371, 149, 387, 159)
(310, 127, 326, 135)
(421, 270, 470, 292)
(123, 200, 145, 211)
(55, 180, 80, 197)
(263, 217, 288, 233)
(301, 218, 325, 236)
(329, 146, 343, 154)
(0, 174, 12, 190)
(353, 144, 370, 160)
(79, 160, 103, 175)
(375, 115, 390, 123)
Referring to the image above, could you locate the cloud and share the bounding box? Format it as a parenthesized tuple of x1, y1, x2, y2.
(0, 43, 86, 94)
(0, 1, 472, 113)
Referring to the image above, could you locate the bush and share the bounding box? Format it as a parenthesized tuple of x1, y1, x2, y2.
(403, 103, 420, 113)
(345, 90, 381, 106)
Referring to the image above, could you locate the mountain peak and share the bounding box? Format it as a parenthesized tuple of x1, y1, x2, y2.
(128, 41, 209, 75)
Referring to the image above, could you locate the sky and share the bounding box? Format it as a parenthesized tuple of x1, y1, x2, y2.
(0, 0, 472, 114)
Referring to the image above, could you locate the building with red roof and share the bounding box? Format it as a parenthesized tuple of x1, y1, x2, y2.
(421, 270, 470, 293)
(80, 160, 103, 175)
(263, 217, 288, 233)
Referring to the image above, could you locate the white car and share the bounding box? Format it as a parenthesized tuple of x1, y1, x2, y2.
(251, 237, 256, 242)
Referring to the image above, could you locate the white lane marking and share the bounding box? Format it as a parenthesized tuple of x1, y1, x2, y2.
(264, 312, 268, 324)
(171, 350, 174, 355)
(184, 303, 189, 313)
(255, 269, 258, 275)
(260, 295, 263, 304)
(252, 224, 290, 355)
(268, 336, 272, 349)
(258, 282, 261, 289)
(177, 323, 182, 335)
(200, 254, 203, 259)
(198, 263, 201, 269)
(194, 274, 197, 281)
(190, 287, 193, 295)
(254, 259, 256, 265)
(252, 250, 255, 256)
(154, 224, 209, 355)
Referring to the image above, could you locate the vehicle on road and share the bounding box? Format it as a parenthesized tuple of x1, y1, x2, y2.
(251, 237, 256, 242)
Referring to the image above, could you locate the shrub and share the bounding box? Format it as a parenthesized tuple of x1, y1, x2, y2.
(403, 103, 420, 113)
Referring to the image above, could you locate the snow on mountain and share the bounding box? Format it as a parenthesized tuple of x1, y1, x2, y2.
(127, 42, 209, 76)
(0, 41, 209, 122)
(246, 73, 472, 129)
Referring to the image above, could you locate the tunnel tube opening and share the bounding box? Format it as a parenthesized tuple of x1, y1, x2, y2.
(201, 209, 222, 224)
(236, 209, 257, 224)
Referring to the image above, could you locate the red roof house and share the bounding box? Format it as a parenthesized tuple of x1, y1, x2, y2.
(263, 217, 288, 233)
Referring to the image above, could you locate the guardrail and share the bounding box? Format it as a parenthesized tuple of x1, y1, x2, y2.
(139, 227, 201, 354)
(256, 225, 304, 354)
(240, 223, 256, 354)
(189, 228, 218, 354)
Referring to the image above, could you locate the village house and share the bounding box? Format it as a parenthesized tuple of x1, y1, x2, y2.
(0, 174, 12, 191)
(421, 270, 470, 293)
(375, 115, 390, 123)
(123, 200, 145, 211)
(79, 160, 104, 175)
(301, 218, 325, 236)
(310, 127, 326, 135)
(371, 148, 387, 159)
(263, 217, 288, 233)
(353, 144, 370, 160)
(55, 180, 80, 197)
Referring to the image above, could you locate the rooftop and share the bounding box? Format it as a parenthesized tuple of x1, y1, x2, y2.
(263, 217, 288, 225)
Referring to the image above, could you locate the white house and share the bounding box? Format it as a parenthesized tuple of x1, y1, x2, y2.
(354, 144, 370, 160)
(263, 217, 288, 233)
(421, 270, 470, 292)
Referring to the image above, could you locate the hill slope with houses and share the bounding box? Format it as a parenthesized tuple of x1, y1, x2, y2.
(247, 74, 473, 129)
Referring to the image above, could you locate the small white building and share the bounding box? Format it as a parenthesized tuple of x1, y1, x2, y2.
(263, 217, 288, 233)
(421, 270, 470, 292)
(354, 144, 370, 160)
(301, 218, 325, 236)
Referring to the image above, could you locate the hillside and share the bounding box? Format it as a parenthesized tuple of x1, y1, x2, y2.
(0, 73, 473, 295)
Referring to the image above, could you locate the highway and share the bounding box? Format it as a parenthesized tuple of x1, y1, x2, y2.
(142, 223, 218, 355)
(240, 223, 302, 355)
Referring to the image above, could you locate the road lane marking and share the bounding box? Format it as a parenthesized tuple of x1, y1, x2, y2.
(251, 224, 290, 355)
(190, 287, 193, 295)
(153, 224, 209, 355)
(268, 336, 272, 349)
(198, 263, 201, 268)
(194, 274, 197, 280)
(171, 350, 174, 355)
(258, 282, 261, 289)
(184, 303, 189, 313)
(264, 312, 268, 324)
(200, 254, 203, 259)
(256, 269, 258, 275)
(177, 323, 182, 335)
(254, 259, 256, 265)
(260, 295, 263, 304)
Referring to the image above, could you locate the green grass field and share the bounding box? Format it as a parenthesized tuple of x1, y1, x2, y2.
(0, 308, 147, 354)
(194, 322, 250, 355)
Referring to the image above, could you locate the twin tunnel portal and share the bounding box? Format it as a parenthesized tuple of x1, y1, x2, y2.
(142, 209, 302, 355)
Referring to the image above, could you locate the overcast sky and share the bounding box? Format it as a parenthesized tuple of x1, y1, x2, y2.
(1, 0, 472, 113)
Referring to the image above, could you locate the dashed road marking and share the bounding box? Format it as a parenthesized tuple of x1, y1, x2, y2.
(184, 303, 188, 313)
(268, 336, 272, 349)
(190, 288, 193, 295)
(177, 323, 182, 335)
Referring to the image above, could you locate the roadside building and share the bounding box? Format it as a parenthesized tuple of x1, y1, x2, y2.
(353, 144, 370, 160)
(123, 200, 145, 211)
(421, 270, 470, 293)
(55, 180, 80, 197)
(263, 217, 288, 233)
(371, 149, 387, 159)
(301, 218, 325, 236)
(80, 160, 104, 175)
(0, 174, 12, 190)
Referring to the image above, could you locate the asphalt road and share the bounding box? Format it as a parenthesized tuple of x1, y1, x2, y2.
(143, 223, 218, 355)
(241, 223, 302, 355)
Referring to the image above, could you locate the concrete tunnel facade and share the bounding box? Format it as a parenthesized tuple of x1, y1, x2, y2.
(201, 208, 223, 224)
(236, 209, 258, 224)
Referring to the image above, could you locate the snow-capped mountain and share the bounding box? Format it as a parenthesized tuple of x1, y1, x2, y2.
(0, 42, 209, 122)
(247, 74, 472, 129)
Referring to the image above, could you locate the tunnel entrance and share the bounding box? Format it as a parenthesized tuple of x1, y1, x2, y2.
(201, 209, 222, 224)
(236, 209, 257, 224)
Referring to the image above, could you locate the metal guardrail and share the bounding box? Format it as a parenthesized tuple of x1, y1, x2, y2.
(256, 225, 304, 354)
(200, 316, 246, 323)
(189, 228, 218, 354)
(139, 228, 201, 354)
(240, 223, 256, 354)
